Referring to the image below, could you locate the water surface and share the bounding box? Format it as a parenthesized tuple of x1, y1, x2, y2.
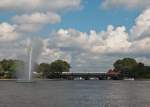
(0, 80, 150, 107)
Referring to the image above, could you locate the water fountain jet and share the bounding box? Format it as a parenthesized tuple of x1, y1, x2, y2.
(16, 40, 34, 83)
(16, 38, 43, 83)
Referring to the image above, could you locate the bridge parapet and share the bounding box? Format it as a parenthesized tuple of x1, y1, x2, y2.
(61, 72, 107, 80)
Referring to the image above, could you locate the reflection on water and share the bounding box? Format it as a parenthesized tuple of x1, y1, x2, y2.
(0, 80, 150, 107)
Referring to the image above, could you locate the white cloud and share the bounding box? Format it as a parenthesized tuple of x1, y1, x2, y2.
(12, 12, 61, 32)
(0, 0, 81, 12)
(1, 7, 150, 72)
(101, 0, 150, 9)
(0, 0, 82, 32)
(127, 8, 150, 55)
(43, 8, 150, 72)
(91, 25, 131, 53)
(48, 28, 89, 52)
(42, 27, 130, 72)
(0, 22, 18, 42)
(131, 8, 150, 39)
(136, 57, 150, 65)
(131, 38, 150, 55)
(0, 2, 150, 72)
(13, 12, 61, 25)
(39, 39, 71, 63)
(49, 26, 131, 55)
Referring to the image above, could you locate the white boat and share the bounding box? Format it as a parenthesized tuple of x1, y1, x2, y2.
(124, 78, 135, 80)
(74, 77, 84, 80)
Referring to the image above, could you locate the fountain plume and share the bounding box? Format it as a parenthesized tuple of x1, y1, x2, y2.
(17, 37, 43, 82)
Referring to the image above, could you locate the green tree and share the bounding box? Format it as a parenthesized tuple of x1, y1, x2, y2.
(36, 60, 70, 79)
(37, 63, 51, 78)
(0, 59, 18, 78)
(133, 63, 150, 79)
(49, 60, 70, 78)
(0, 64, 4, 78)
(113, 58, 138, 78)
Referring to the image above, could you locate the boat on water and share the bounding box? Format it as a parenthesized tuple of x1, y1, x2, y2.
(124, 78, 135, 80)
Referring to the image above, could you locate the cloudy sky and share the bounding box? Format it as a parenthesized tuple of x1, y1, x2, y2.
(0, 0, 150, 72)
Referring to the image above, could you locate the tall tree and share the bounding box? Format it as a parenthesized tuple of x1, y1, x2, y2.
(49, 60, 70, 78)
(113, 58, 138, 77)
(0, 59, 18, 78)
(37, 63, 51, 78)
(37, 60, 70, 79)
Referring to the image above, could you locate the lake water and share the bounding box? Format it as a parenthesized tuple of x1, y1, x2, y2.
(0, 80, 150, 107)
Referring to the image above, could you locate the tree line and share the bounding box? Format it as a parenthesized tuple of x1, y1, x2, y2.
(36, 60, 70, 79)
(113, 58, 150, 79)
(0, 58, 150, 79)
(0, 59, 70, 79)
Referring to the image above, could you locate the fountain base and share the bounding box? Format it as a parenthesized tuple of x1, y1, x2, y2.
(16, 79, 35, 83)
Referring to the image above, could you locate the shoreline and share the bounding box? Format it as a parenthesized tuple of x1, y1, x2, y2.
(0, 79, 150, 81)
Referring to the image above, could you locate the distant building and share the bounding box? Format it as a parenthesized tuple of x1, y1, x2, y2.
(106, 69, 121, 76)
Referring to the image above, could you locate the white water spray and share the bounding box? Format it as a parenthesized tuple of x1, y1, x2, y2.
(28, 44, 32, 81)
(17, 38, 43, 82)
(17, 39, 33, 82)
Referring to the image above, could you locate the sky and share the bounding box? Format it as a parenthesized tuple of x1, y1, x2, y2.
(0, 0, 150, 72)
